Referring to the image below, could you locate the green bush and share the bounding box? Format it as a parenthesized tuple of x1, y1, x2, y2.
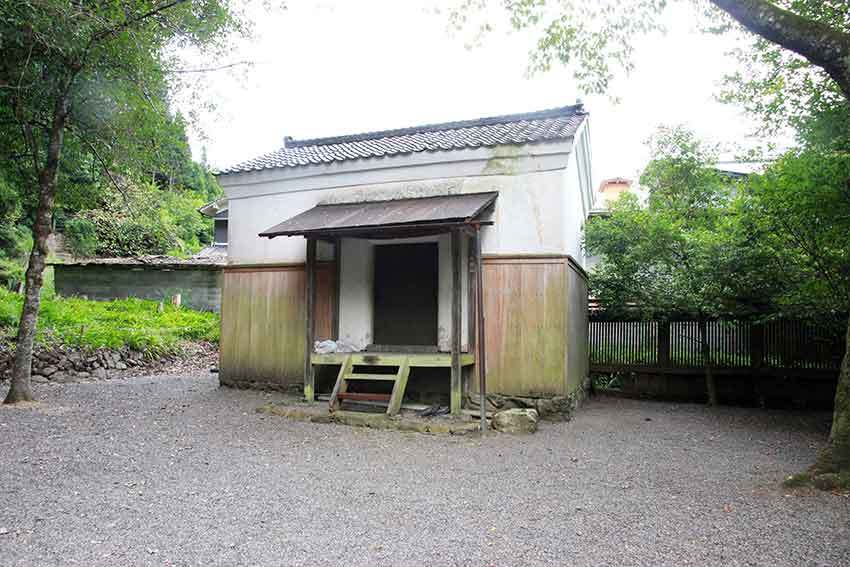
(69, 181, 213, 258)
(0, 287, 219, 355)
(65, 217, 98, 257)
(0, 258, 24, 290)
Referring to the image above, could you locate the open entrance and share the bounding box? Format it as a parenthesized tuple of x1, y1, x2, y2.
(373, 242, 438, 347)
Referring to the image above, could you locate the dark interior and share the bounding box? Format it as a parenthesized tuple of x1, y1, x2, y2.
(373, 243, 438, 346)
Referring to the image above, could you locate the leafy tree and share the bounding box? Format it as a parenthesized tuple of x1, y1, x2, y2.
(452, 1, 850, 99)
(0, 1, 246, 403)
(739, 149, 850, 474)
(719, 3, 850, 138)
(586, 127, 777, 404)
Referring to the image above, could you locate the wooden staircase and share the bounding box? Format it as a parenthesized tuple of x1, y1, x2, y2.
(328, 355, 411, 416)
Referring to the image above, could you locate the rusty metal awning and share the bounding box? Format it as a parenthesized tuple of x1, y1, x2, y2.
(259, 192, 498, 239)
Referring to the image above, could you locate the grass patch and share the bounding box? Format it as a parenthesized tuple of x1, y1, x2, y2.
(782, 472, 812, 488)
(0, 286, 219, 356)
(783, 471, 850, 492)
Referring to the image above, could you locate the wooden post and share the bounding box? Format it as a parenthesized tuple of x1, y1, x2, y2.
(333, 237, 341, 340)
(475, 225, 487, 431)
(750, 321, 765, 406)
(450, 229, 462, 415)
(658, 320, 671, 368)
(749, 321, 764, 370)
(304, 238, 317, 402)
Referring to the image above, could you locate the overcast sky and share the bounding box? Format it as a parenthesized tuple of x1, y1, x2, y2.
(182, 0, 775, 188)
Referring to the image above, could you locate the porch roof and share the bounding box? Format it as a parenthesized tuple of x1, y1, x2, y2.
(259, 191, 497, 239)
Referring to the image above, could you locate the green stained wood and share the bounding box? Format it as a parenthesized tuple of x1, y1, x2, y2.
(345, 373, 400, 381)
(312, 352, 473, 367)
(328, 354, 353, 412)
(387, 357, 411, 416)
(476, 258, 568, 396)
(304, 238, 317, 402)
(450, 229, 462, 415)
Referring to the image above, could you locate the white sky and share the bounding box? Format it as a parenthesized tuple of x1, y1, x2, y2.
(183, 0, 774, 188)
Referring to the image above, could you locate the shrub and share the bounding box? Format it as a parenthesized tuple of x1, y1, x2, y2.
(70, 182, 212, 258)
(65, 217, 98, 257)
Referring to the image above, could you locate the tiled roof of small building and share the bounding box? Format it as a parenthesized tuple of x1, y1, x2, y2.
(218, 104, 587, 174)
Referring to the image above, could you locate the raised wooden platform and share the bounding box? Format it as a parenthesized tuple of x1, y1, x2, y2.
(311, 352, 475, 367)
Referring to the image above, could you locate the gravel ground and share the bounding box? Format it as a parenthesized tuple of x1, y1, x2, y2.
(0, 373, 848, 567)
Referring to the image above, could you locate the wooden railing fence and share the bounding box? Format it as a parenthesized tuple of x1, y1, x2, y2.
(589, 318, 845, 378)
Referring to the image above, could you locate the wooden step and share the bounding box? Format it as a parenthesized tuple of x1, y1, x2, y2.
(337, 392, 392, 402)
(328, 354, 411, 416)
(344, 373, 399, 381)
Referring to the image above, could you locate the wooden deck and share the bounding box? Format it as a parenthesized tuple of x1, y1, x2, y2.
(311, 352, 475, 367)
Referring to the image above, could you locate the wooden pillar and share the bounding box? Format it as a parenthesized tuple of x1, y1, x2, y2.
(474, 225, 487, 431)
(450, 229, 462, 415)
(332, 237, 341, 340)
(304, 238, 317, 402)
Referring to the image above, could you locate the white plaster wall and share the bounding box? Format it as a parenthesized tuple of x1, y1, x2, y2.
(227, 168, 571, 263)
(561, 122, 593, 267)
(337, 234, 469, 351)
(338, 238, 373, 349)
(562, 148, 586, 263)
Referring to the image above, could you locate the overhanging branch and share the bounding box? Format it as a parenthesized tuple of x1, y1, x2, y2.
(711, 0, 850, 98)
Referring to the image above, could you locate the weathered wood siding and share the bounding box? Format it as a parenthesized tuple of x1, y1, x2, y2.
(219, 256, 587, 397)
(219, 263, 334, 389)
(565, 258, 589, 392)
(476, 256, 569, 396)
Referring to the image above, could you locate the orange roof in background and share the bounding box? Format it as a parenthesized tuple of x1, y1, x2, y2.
(598, 178, 631, 192)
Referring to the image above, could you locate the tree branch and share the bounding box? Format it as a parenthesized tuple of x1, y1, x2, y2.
(711, 0, 850, 99)
(91, 0, 189, 44)
(172, 60, 254, 74)
(67, 126, 134, 214)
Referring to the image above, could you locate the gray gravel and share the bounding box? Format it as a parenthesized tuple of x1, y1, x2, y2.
(1, 374, 848, 567)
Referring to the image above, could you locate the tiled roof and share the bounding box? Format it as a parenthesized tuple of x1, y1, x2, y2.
(219, 104, 587, 175)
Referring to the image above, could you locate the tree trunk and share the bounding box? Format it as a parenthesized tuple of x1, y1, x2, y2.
(3, 205, 52, 403)
(698, 318, 718, 406)
(3, 93, 68, 404)
(710, 0, 850, 100)
(813, 316, 850, 473)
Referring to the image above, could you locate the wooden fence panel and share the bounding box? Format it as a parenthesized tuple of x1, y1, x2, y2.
(590, 317, 844, 376)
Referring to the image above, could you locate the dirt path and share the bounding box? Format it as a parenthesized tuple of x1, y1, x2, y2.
(0, 374, 847, 566)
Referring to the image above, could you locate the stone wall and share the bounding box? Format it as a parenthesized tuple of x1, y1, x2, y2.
(54, 264, 223, 312)
(0, 342, 217, 384)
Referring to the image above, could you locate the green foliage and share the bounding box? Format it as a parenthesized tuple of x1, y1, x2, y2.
(451, 1, 850, 103)
(78, 209, 171, 257)
(0, 170, 31, 288)
(0, 0, 246, 202)
(0, 287, 219, 355)
(719, 2, 850, 137)
(738, 149, 850, 316)
(65, 178, 215, 258)
(782, 472, 813, 488)
(0, 259, 25, 291)
(64, 217, 98, 258)
(450, 0, 668, 96)
(585, 126, 774, 319)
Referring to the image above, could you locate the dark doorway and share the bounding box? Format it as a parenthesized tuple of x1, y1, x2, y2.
(373, 243, 439, 346)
